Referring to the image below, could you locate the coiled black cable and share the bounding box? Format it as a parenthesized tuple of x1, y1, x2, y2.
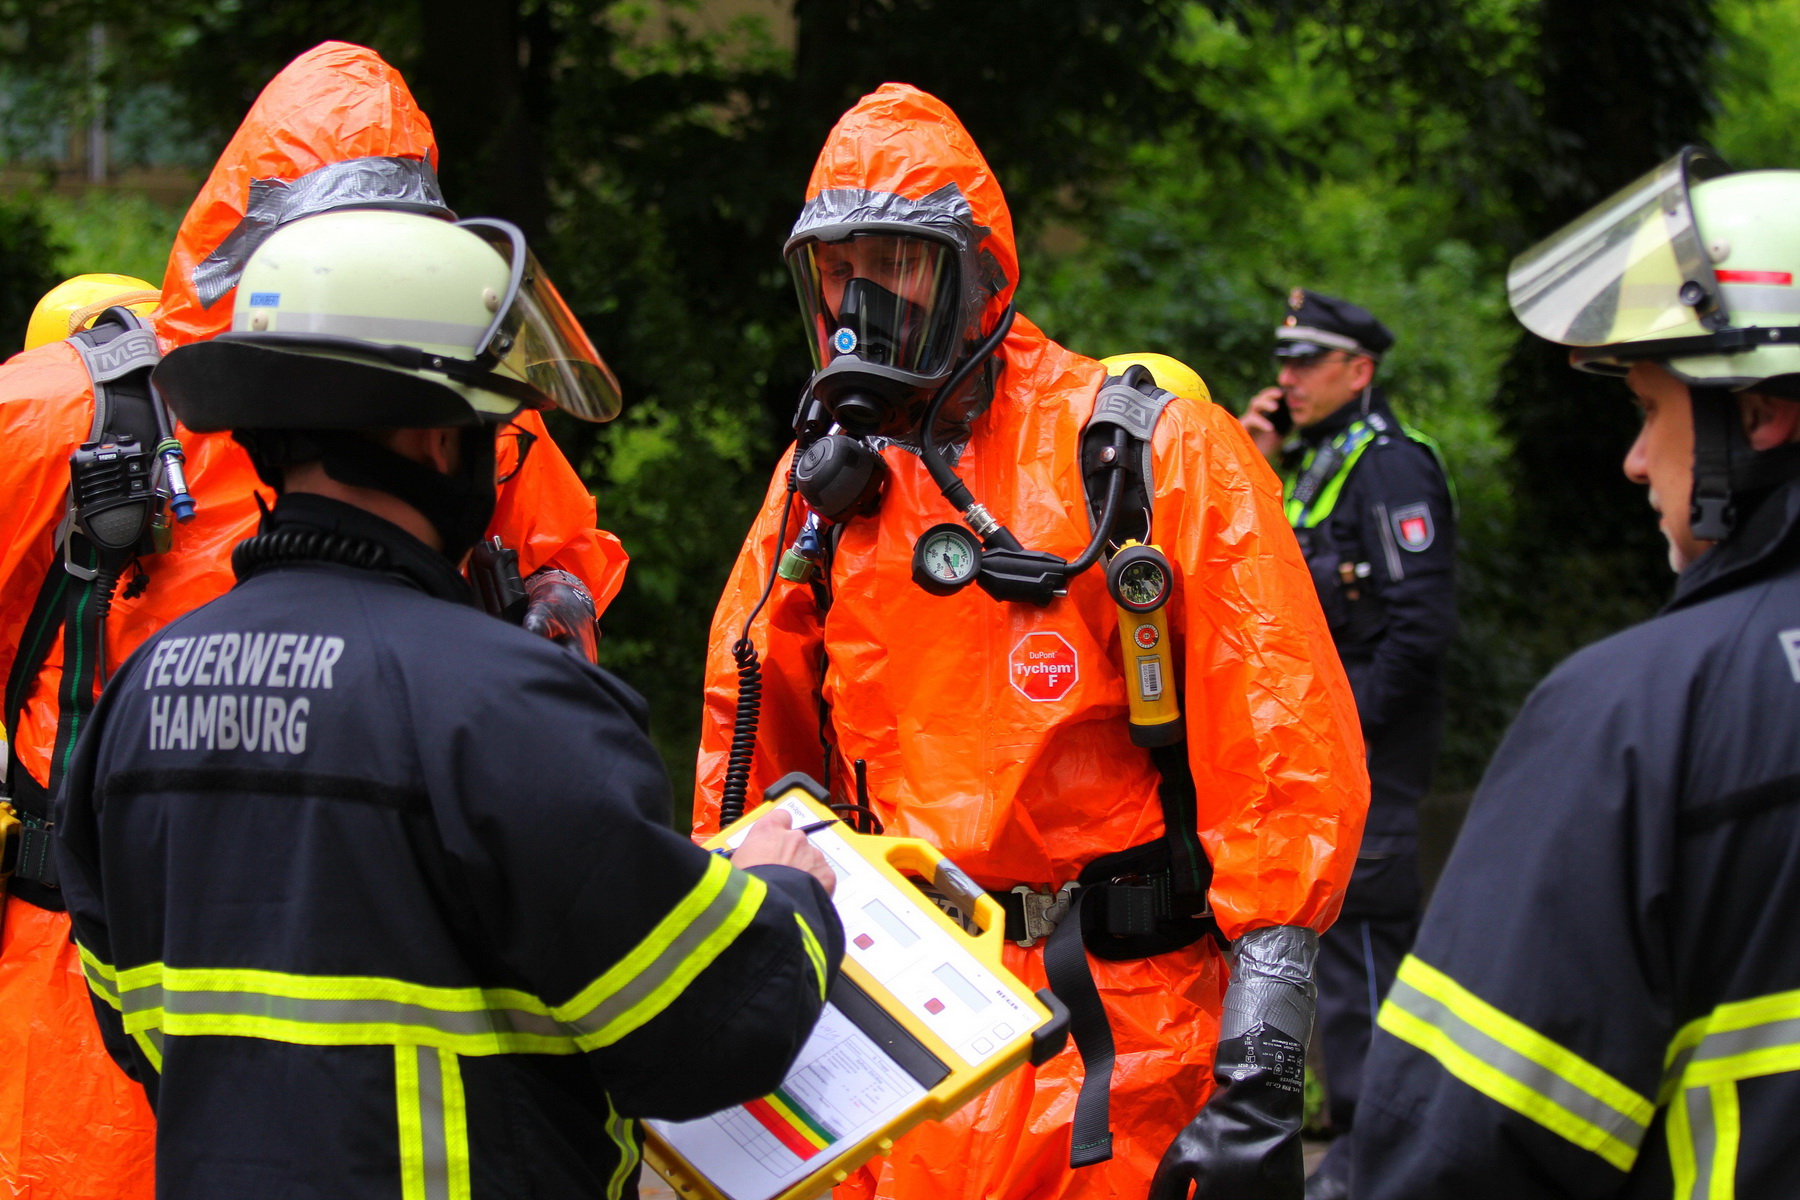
(718, 472, 798, 828)
(232, 528, 391, 579)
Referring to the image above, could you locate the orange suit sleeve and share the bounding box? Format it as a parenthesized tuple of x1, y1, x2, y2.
(1156, 399, 1368, 940)
(488, 409, 630, 618)
(692, 448, 829, 835)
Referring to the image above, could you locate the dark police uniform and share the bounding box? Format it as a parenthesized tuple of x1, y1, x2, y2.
(56, 494, 844, 1200)
(1352, 472, 1800, 1199)
(1272, 291, 1457, 1144)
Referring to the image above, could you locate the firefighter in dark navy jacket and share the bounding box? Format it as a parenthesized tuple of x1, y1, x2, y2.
(1352, 149, 1800, 1198)
(54, 208, 843, 1200)
(1241, 289, 1458, 1189)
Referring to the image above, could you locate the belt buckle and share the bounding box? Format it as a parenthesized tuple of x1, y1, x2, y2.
(1011, 882, 1078, 948)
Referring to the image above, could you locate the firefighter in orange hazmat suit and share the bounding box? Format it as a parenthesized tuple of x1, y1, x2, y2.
(0, 42, 627, 1199)
(695, 84, 1367, 1200)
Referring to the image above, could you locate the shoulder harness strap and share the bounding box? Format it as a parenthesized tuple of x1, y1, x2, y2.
(3, 310, 166, 903)
(1081, 367, 1177, 545)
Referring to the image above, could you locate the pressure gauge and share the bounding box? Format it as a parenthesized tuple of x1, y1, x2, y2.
(912, 523, 982, 596)
(1106, 543, 1173, 613)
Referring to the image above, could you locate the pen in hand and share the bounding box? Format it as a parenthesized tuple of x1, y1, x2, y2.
(713, 818, 840, 860)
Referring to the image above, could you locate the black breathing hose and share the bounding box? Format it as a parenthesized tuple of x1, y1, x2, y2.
(718, 471, 799, 829)
(919, 305, 1019, 549)
(1065, 427, 1128, 576)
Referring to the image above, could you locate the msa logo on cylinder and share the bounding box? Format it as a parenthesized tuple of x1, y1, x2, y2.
(1010, 632, 1079, 703)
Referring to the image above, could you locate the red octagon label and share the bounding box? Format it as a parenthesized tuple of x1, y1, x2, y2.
(1010, 632, 1079, 703)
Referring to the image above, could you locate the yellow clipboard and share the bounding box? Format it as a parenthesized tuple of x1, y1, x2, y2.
(644, 775, 1069, 1200)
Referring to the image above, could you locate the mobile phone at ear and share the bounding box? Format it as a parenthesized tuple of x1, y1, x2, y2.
(1270, 392, 1294, 436)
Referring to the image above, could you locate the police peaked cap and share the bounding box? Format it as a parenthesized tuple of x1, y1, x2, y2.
(1274, 288, 1395, 359)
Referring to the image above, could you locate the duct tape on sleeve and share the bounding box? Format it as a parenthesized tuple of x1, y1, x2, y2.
(1218, 924, 1318, 1045)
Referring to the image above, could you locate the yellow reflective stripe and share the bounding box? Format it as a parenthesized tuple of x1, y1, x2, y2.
(130, 1009, 573, 1056)
(440, 1050, 471, 1200)
(396, 1046, 427, 1200)
(77, 943, 122, 1011)
(1669, 1080, 1742, 1200)
(795, 914, 828, 1001)
(560, 858, 766, 1050)
(88, 859, 766, 1061)
(1300, 432, 1378, 528)
(1380, 956, 1651, 1172)
(132, 1028, 164, 1073)
(118, 963, 551, 1017)
(604, 1094, 641, 1200)
(1709, 1083, 1740, 1200)
(1669, 1072, 1696, 1197)
(1664, 987, 1800, 1097)
(1283, 420, 1381, 528)
(396, 1046, 468, 1200)
(1659, 990, 1800, 1200)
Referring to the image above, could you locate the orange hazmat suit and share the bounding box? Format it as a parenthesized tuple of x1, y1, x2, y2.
(0, 42, 626, 1199)
(695, 84, 1368, 1200)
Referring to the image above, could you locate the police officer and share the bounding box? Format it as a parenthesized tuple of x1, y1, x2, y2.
(1350, 150, 1800, 1198)
(54, 208, 843, 1200)
(1240, 289, 1457, 1191)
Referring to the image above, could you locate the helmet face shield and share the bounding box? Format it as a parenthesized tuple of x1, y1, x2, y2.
(788, 232, 962, 379)
(460, 220, 622, 422)
(1508, 147, 1732, 349)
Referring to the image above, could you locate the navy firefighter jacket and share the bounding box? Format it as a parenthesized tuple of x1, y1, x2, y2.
(56, 494, 844, 1200)
(1352, 472, 1800, 1198)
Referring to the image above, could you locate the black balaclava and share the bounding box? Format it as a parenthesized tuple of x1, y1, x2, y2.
(234, 425, 498, 563)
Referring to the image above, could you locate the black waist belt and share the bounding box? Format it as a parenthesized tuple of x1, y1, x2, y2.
(988, 841, 1221, 1168)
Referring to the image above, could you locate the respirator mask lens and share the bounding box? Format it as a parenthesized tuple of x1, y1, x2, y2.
(788, 232, 961, 376)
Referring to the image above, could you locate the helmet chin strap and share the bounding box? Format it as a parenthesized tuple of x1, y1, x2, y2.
(1689, 387, 1744, 542)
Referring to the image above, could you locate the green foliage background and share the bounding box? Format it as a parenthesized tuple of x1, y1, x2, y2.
(0, 0, 1781, 815)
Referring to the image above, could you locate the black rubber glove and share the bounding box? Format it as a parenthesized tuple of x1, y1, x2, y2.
(522, 567, 599, 664)
(1149, 925, 1318, 1200)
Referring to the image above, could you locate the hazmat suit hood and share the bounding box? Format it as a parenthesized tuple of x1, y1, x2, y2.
(157, 41, 439, 348)
(791, 83, 1019, 443)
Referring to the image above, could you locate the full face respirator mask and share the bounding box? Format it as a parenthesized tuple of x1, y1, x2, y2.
(788, 228, 963, 440)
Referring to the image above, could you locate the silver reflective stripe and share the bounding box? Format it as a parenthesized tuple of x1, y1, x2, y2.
(1276, 324, 1365, 354)
(83, 959, 122, 1010)
(1683, 1014, 1800, 1074)
(263, 310, 488, 351)
(604, 1095, 640, 1200)
(1720, 283, 1800, 314)
(123, 984, 566, 1040)
(1680, 1085, 1718, 1200)
(1374, 502, 1405, 581)
(564, 865, 753, 1038)
(417, 1046, 450, 1200)
(1387, 976, 1650, 1151)
(397, 1045, 470, 1200)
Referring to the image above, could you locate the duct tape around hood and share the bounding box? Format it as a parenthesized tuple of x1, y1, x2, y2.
(790, 182, 1010, 302)
(192, 156, 452, 308)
